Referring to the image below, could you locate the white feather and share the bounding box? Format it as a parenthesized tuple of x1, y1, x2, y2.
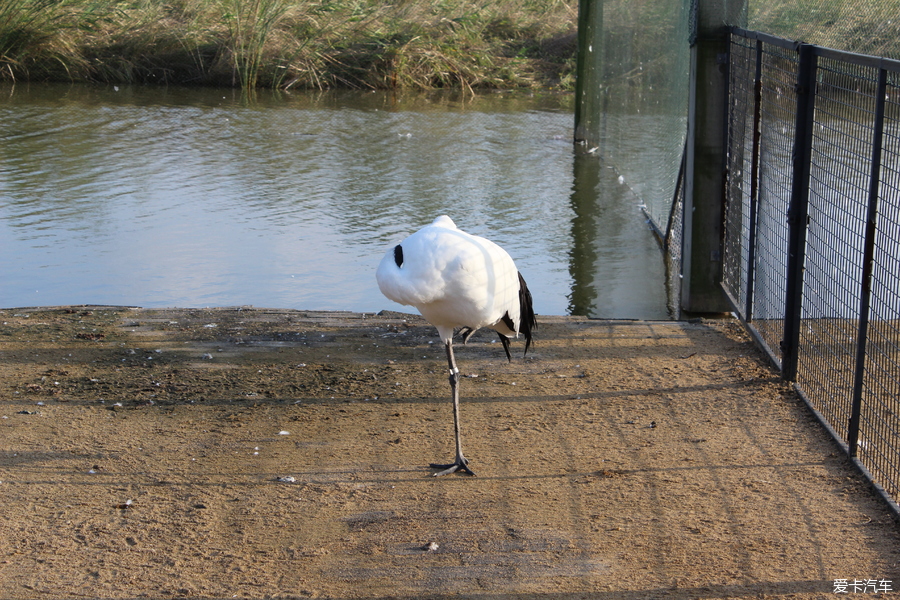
(376, 215, 524, 343)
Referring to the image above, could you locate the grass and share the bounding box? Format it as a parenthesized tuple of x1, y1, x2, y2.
(0, 0, 93, 80)
(749, 0, 900, 59)
(0, 0, 578, 90)
(7, 0, 892, 92)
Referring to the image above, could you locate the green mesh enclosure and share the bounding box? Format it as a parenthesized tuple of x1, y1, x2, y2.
(578, 0, 898, 235)
(576, 0, 693, 237)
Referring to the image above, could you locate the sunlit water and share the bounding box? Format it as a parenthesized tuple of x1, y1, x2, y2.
(0, 84, 673, 319)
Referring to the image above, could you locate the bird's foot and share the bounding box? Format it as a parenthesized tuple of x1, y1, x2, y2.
(429, 457, 475, 477)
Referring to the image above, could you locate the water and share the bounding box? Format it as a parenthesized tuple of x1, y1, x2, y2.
(0, 83, 673, 319)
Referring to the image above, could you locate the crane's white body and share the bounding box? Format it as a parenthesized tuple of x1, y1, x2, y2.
(376, 215, 535, 476)
(376, 215, 524, 344)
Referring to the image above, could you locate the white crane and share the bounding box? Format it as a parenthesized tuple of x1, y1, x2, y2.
(376, 215, 536, 476)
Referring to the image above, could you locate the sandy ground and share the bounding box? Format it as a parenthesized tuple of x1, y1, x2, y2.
(1, 306, 899, 599)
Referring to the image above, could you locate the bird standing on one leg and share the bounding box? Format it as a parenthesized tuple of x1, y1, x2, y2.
(376, 215, 536, 476)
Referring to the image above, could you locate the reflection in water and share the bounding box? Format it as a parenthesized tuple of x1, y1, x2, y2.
(0, 84, 673, 319)
(568, 152, 673, 318)
(567, 153, 601, 315)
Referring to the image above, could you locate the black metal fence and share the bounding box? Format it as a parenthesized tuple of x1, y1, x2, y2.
(722, 27, 900, 508)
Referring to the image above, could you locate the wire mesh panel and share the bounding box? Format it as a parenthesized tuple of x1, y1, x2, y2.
(795, 56, 877, 436)
(747, 39, 799, 366)
(722, 34, 758, 315)
(726, 27, 900, 510)
(665, 155, 685, 310)
(858, 71, 900, 499)
(582, 0, 692, 234)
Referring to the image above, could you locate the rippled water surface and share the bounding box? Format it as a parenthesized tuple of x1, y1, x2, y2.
(0, 84, 672, 318)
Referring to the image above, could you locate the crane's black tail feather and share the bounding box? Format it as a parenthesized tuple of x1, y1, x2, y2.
(518, 272, 536, 356)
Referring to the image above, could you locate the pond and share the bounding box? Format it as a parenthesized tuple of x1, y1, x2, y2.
(0, 84, 674, 319)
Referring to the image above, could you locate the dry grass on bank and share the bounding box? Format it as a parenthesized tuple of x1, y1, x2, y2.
(0, 0, 578, 90)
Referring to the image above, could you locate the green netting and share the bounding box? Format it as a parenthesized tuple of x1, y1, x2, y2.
(576, 0, 692, 236)
(749, 0, 900, 60)
(578, 0, 898, 237)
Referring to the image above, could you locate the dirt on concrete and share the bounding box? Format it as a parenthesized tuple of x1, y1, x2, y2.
(1, 306, 898, 599)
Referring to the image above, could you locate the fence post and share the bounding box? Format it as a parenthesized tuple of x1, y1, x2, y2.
(781, 43, 817, 381)
(847, 67, 888, 456)
(574, 0, 603, 147)
(681, 0, 746, 313)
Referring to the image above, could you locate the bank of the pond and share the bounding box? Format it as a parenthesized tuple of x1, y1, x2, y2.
(1, 306, 899, 598)
(0, 0, 577, 90)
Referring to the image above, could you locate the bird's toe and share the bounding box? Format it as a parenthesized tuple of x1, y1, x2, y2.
(429, 459, 475, 477)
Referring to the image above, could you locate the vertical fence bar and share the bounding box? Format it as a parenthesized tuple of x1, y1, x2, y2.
(781, 43, 818, 381)
(847, 66, 888, 457)
(574, 0, 603, 147)
(744, 38, 763, 321)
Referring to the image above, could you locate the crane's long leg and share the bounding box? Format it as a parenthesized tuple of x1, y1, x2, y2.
(430, 341, 475, 476)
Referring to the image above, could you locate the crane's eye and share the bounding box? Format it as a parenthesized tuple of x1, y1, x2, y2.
(393, 244, 404, 268)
